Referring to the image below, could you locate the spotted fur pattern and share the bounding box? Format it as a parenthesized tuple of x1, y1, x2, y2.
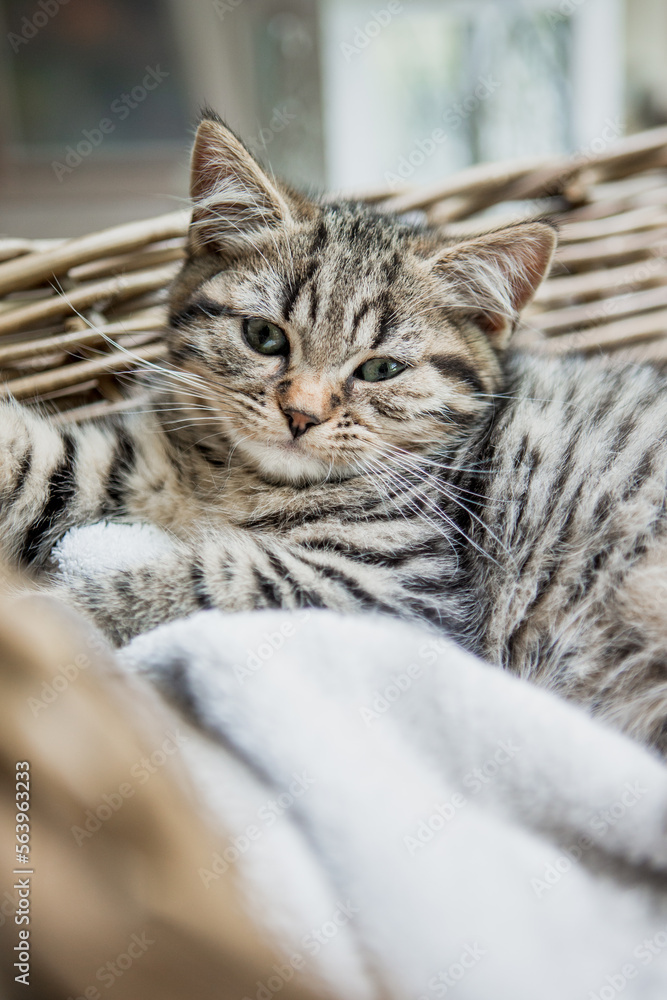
(2, 114, 667, 752)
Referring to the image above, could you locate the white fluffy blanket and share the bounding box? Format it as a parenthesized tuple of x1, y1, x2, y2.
(56, 523, 667, 999)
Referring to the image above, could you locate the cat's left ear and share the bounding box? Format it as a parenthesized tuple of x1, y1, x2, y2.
(429, 222, 557, 347)
(188, 111, 294, 255)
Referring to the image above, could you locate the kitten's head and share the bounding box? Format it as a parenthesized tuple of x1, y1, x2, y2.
(167, 111, 556, 485)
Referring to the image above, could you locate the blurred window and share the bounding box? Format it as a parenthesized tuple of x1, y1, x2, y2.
(319, 0, 624, 190)
(1, 0, 666, 234)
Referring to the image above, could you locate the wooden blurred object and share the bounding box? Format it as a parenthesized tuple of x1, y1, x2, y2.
(0, 582, 336, 1000)
(3, 128, 667, 422)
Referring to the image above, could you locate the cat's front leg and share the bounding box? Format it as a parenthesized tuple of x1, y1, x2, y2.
(0, 399, 85, 567)
(0, 400, 145, 570)
(52, 518, 439, 644)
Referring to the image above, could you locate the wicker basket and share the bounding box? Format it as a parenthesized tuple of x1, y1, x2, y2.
(3, 124, 667, 423)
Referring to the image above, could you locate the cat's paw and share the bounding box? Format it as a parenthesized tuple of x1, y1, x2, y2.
(53, 521, 177, 581)
(51, 521, 194, 645)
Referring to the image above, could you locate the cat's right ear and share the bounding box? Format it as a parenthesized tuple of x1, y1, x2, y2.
(428, 222, 557, 348)
(188, 111, 293, 255)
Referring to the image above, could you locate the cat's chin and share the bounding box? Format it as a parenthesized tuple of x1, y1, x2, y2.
(236, 438, 355, 485)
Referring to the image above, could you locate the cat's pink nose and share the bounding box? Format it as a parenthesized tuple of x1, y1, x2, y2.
(282, 408, 321, 439)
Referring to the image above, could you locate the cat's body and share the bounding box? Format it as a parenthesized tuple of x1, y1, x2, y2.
(2, 113, 667, 751)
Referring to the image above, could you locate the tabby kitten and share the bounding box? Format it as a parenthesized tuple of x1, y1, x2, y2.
(2, 111, 667, 752)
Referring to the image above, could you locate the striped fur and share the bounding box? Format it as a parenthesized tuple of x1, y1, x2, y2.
(2, 114, 667, 753)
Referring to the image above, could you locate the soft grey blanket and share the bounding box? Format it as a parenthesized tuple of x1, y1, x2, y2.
(57, 522, 667, 999)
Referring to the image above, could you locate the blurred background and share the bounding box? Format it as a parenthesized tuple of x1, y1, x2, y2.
(0, 0, 666, 236)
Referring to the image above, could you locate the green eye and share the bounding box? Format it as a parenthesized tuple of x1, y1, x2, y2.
(354, 357, 407, 382)
(243, 317, 289, 356)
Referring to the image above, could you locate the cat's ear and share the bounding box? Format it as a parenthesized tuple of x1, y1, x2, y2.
(430, 222, 557, 347)
(189, 111, 293, 255)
